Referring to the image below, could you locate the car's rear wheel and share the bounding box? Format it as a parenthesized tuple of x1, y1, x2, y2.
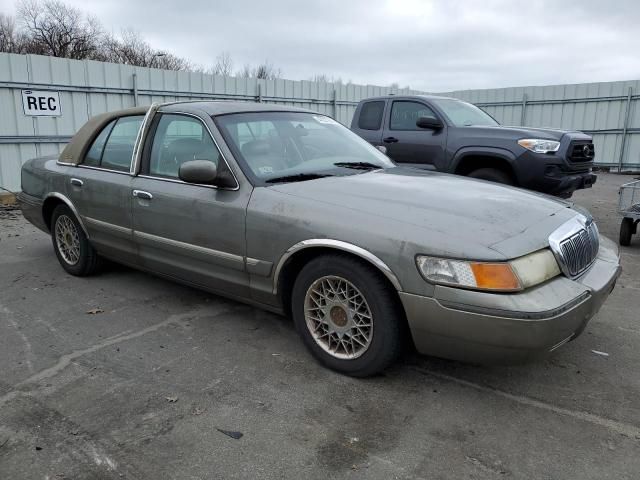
(51, 205, 101, 276)
(468, 167, 514, 186)
(619, 217, 634, 246)
(291, 254, 404, 377)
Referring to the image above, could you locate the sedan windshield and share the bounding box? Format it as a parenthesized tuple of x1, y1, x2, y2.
(431, 98, 499, 127)
(215, 112, 394, 184)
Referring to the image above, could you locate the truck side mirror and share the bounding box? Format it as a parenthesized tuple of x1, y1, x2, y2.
(416, 116, 443, 130)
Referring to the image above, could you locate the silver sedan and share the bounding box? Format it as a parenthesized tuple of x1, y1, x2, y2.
(18, 101, 621, 376)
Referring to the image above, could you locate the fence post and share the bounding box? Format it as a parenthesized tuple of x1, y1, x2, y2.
(520, 93, 527, 126)
(332, 88, 337, 119)
(132, 73, 138, 106)
(257, 83, 262, 103)
(618, 86, 633, 171)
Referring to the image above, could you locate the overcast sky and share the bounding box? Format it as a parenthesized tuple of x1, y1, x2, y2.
(2, 0, 640, 91)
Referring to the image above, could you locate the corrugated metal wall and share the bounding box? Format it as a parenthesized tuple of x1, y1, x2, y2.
(1, 52, 639, 192)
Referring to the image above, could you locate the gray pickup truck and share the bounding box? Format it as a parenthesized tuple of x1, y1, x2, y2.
(351, 95, 597, 198)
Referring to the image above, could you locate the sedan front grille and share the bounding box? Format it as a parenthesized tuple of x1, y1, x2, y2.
(549, 216, 599, 278)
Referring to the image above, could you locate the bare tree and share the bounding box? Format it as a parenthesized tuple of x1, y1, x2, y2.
(101, 29, 190, 70)
(0, 13, 20, 52)
(253, 61, 281, 79)
(212, 51, 233, 76)
(309, 73, 330, 83)
(17, 0, 102, 59)
(237, 63, 252, 78)
(237, 61, 281, 79)
(308, 74, 347, 84)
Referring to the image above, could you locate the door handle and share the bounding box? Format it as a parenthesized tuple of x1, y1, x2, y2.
(70, 178, 83, 187)
(383, 137, 399, 143)
(132, 190, 153, 200)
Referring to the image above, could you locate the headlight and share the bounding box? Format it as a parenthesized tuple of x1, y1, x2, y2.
(518, 138, 560, 153)
(416, 249, 560, 292)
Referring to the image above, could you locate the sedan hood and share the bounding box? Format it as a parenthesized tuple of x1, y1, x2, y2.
(270, 168, 577, 257)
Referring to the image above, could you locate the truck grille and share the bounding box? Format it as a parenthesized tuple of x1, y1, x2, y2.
(568, 142, 595, 163)
(549, 217, 599, 278)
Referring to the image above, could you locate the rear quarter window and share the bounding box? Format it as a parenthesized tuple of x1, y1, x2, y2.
(358, 101, 385, 130)
(83, 115, 144, 171)
(84, 120, 116, 166)
(101, 116, 144, 171)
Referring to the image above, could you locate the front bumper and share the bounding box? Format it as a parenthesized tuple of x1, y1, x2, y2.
(401, 236, 621, 364)
(515, 150, 596, 198)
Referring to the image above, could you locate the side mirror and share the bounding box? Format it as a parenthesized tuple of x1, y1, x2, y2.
(179, 160, 218, 184)
(416, 116, 443, 130)
(376, 145, 388, 154)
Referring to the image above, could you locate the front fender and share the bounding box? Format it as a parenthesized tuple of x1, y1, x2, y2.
(450, 146, 517, 174)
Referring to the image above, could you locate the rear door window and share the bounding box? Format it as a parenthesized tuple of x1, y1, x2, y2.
(100, 115, 144, 171)
(390, 101, 437, 131)
(358, 101, 385, 130)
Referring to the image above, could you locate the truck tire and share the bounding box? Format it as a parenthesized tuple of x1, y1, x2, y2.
(291, 253, 404, 377)
(468, 168, 515, 186)
(620, 218, 634, 246)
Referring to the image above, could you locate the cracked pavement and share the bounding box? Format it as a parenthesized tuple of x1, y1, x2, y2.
(0, 173, 639, 479)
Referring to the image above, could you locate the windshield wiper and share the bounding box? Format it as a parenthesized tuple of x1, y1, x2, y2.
(265, 173, 333, 184)
(333, 161, 382, 170)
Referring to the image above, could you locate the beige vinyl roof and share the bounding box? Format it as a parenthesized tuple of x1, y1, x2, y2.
(59, 106, 149, 165)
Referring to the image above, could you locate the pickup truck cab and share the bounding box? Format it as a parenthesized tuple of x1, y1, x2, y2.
(351, 95, 597, 198)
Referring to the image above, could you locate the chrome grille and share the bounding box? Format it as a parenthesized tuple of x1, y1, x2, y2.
(549, 216, 599, 278)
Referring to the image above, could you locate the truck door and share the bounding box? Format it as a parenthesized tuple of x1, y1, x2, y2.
(382, 100, 446, 170)
(350, 100, 386, 147)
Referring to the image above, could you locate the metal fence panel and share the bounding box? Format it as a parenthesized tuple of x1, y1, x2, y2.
(2, 52, 639, 192)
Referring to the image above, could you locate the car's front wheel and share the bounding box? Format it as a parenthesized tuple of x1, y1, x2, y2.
(291, 254, 404, 377)
(51, 205, 101, 276)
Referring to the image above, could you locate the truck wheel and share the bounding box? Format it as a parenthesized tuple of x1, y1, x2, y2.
(291, 254, 404, 377)
(468, 168, 514, 186)
(620, 218, 634, 246)
(51, 205, 101, 276)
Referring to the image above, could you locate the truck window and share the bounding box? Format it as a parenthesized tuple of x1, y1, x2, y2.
(358, 101, 385, 130)
(390, 101, 437, 131)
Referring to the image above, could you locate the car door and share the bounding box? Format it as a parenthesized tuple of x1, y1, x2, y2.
(382, 100, 447, 169)
(351, 100, 386, 147)
(130, 112, 251, 296)
(66, 115, 143, 264)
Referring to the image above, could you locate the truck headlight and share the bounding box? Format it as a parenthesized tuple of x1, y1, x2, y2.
(518, 138, 560, 153)
(416, 249, 560, 292)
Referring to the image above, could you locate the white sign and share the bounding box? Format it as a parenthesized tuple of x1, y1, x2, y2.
(22, 90, 62, 117)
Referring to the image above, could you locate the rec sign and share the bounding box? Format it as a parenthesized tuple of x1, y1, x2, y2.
(22, 90, 62, 116)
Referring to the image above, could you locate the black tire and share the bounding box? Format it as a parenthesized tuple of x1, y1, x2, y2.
(51, 205, 101, 276)
(620, 218, 634, 246)
(468, 167, 515, 186)
(291, 254, 404, 377)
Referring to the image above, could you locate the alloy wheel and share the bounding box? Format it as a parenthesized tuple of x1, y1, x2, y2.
(304, 275, 374, 359)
